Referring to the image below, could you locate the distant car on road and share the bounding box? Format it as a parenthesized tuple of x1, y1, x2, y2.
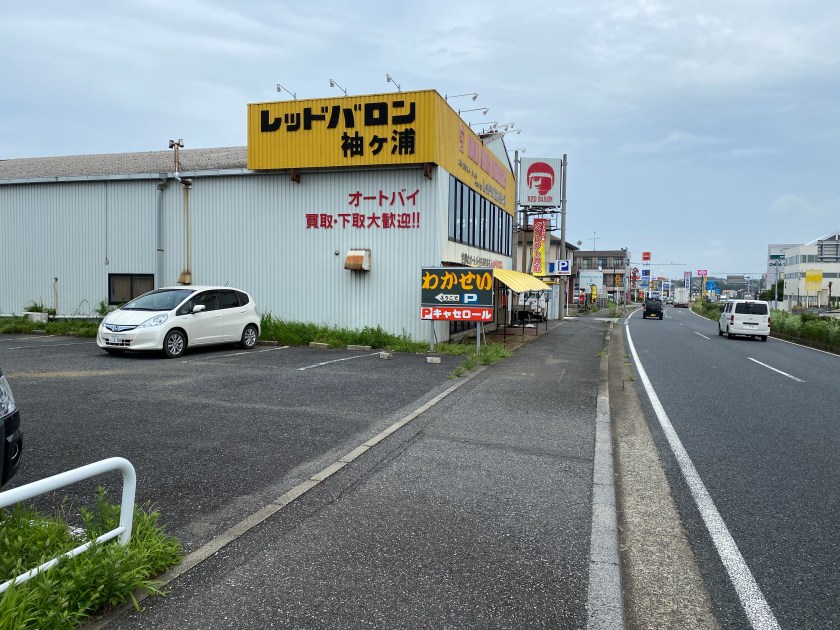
(97, 286, 261, 358)
(718, 299, 770, 341)
(643, 298, 663, 320)
(1, 367, 23, 488)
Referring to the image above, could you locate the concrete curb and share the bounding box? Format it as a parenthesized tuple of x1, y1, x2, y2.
(586, 320, 626, 629)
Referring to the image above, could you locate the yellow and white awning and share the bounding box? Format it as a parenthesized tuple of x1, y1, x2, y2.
(493, 269, 552, 293)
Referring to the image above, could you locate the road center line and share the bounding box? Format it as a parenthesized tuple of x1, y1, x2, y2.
(693, 331, 710, 340)
(747, 358, 805, 383)
(298, 353, 377, 371)
(627, 327, 780, 629)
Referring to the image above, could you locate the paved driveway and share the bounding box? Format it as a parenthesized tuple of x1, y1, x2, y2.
(0, 335, 462, 552)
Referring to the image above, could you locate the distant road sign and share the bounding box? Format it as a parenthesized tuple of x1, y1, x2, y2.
(697, 269, 708, 277)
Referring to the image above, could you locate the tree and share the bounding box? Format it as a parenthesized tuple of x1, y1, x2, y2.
(759, 278, 784, 302)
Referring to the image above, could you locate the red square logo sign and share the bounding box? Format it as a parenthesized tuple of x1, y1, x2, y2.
(642, 251, 651, 261)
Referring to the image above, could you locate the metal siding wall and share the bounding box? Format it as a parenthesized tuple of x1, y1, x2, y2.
(173, 168, 444, 340)
(2, 165, 514, 341)
(0, 180, 155, 315)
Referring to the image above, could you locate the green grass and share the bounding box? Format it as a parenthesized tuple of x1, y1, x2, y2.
(448, 342, 513, 378)
(258, 314, 513, 375)
(0, 317, 99, 337)
(0, 488, 182, 629)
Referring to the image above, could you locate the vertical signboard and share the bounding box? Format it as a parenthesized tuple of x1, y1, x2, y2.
(642, 251, 651, 262)
(532, 218, 548, 276)
(684, 271, 692, 291)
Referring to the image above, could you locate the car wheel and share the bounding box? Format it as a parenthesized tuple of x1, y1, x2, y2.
(761, 335, 768, 342)
(659, 314, 663, 320)
(240, 324, 258, 349)
(163, 329, 186, 358)
(104, 348, 125, 355)
(727, 328, 734, 339)
(718, 325, 723, 337)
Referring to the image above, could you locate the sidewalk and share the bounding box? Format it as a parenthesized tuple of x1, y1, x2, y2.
(96, 315, 622, 629)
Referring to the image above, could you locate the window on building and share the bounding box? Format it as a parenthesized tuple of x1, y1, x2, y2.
(448, 176, 457, 240)
(108, 274, 154, 305)
(447, 175, 511, 256)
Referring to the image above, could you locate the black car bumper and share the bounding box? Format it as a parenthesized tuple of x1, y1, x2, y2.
(2, 409, 22, 487)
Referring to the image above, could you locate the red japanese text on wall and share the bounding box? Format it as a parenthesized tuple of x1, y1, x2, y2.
(306, 188, 421, 230)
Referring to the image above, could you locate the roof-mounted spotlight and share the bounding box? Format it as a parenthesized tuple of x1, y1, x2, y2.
(385, 73, 401, 91)
(276, 83, 297, 99)
(329, 78, 348, 96)
(445, 92, 478, 101)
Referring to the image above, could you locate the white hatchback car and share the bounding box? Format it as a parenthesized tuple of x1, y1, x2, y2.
(718, 299, 770, 341)
(97, 286, 260, 358)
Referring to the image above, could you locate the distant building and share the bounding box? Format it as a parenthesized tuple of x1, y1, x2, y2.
(781, 233, 840, 309)
(571, 249, 631, 304)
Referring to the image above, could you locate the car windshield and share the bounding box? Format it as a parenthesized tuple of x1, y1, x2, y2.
(122, 289, 194, 311)
(735, 302, 768, 315)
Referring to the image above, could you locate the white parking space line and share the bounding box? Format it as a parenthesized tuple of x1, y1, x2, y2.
(747, 358, 805, 383)
(694, 332, 711, 340)
(298, 353, 378, 371)
(627, 328, 780, 630)
(182, 346, 290, 363)
(0, 340, 97, 350)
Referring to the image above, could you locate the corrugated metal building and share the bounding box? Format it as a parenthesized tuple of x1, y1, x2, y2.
(1, 90, 539, 342)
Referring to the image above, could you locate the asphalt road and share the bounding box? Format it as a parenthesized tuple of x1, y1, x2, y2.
(626, 306, 840, 629)
(0, 335, 463, 553)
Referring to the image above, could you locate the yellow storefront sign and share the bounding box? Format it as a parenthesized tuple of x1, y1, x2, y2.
(247, 90, 515, 215)
(806, 269, 823, 292)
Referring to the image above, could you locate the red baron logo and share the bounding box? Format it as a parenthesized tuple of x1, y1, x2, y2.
(526, 162, 555, 195)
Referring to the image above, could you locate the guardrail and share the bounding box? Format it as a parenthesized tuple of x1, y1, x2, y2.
(0, 457, 136, 594)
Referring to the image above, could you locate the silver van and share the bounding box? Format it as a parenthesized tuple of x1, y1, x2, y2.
(718, 299, 770, 341)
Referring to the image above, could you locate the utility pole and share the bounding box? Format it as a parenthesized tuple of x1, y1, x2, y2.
(559, 154, 568, 320)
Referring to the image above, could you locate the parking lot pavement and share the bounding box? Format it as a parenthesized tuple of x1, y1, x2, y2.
(2, 319, 621, 629)
(78, 316, 616, 629)
(0, 337, 463, 552)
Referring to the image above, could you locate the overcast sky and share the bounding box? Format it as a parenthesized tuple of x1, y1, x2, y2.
(3, 1, 839, 278)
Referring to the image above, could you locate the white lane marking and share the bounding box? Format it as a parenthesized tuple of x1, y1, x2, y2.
(769, 335, 840, 357)
(694, 332, 711, 340)
(627, 328, 780, 630)
(298, 353, 377, 371)
(747, 358, 805, 383)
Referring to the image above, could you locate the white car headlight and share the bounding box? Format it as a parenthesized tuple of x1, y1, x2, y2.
(0, 375, 16, 417)
(140, 314, 169, 328)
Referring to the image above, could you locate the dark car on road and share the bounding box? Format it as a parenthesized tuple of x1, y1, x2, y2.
(643, 298, 663, 320)
(1, 367, 23, 487)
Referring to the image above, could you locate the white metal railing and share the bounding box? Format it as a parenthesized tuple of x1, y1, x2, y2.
(0, 457, 136, 594)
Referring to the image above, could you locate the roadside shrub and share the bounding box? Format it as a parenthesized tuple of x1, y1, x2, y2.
(770, 311, 840, 349)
